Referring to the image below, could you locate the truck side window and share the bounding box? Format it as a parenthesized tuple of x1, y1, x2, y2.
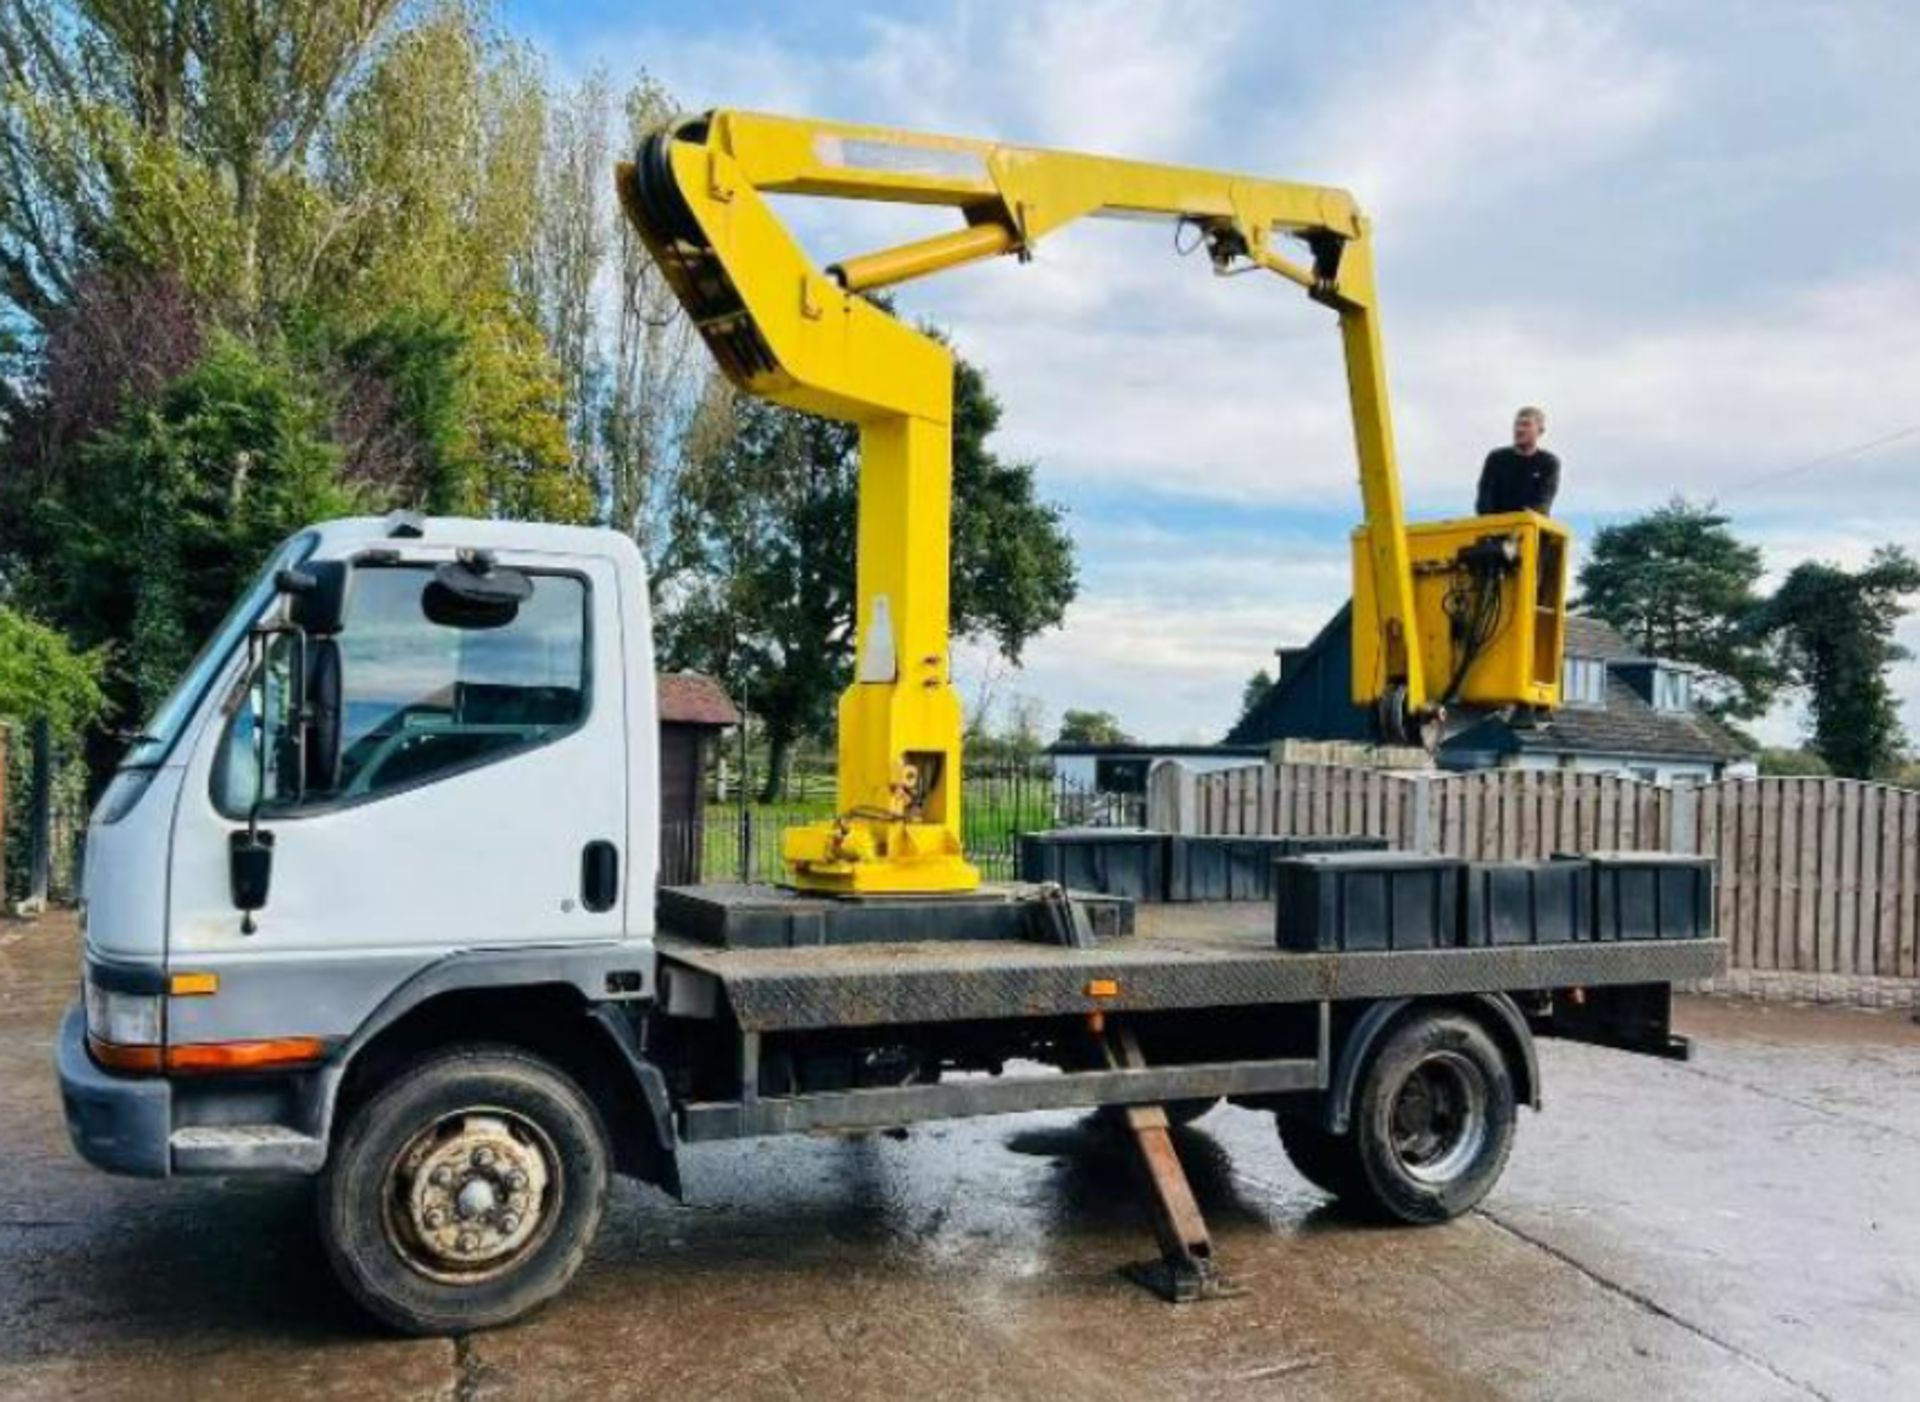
(218, 566, 589, 813)
(330, 567, 589, 800)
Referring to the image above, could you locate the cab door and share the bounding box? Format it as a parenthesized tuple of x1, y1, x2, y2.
(166, 550, 630, 981)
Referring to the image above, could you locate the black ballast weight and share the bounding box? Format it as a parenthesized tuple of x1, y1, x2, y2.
(1276, 851, 1714, 951)
(1273, 852, 1464, 953)
(1020, 830, 1393, 904)
(1019, 830, 1167, 902)
(1573, 851, 1715, 942)
(1462, 860, 1593, 946)
(1167, 834, 1390, 903)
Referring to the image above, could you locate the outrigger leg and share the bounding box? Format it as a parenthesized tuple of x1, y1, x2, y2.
(1100, 1023, 1241, 1303)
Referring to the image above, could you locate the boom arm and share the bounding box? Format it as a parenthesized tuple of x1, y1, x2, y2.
(618, 111, 1487, 893)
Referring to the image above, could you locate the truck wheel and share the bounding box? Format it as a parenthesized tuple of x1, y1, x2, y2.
(1276, 1114, 1363, 1199)
(1344, 1011, 1516, 1224)
(320, 1047, 609, 1335)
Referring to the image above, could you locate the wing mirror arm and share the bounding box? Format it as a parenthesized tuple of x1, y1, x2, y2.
(232, 623, 280, 934)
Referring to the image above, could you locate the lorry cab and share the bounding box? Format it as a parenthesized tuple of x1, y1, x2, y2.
(62, 515, 661, 1178)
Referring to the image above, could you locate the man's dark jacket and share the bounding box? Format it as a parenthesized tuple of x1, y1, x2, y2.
(1476, 447, 1560, 515)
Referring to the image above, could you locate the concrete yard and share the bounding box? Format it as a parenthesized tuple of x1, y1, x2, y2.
(4, 914, 1914, 1401)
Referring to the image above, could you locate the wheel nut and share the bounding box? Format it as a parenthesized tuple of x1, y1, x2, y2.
(424, 1208, 446, 1229)
(506, 1169, 528, 1191)
(430, 1166, 454, 1187)
(458, 1232, 479, 1253)
(500, 1214, 520, 1234)
(472, 1146, 494, 1168)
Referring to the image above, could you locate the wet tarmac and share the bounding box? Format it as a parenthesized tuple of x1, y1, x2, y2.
(3, 915, 1913, 1400)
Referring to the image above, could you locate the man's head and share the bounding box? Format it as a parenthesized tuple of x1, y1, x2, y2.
(1512, 406, 1546, 452)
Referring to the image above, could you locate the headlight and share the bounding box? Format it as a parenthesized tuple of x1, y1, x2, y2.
(84, 981, 164, 1072)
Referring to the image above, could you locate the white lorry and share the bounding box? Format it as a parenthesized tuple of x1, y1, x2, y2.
(58, 511, 1717, 1334)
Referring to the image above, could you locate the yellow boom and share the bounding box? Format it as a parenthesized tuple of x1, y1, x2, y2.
(618, 110, 1566, 894)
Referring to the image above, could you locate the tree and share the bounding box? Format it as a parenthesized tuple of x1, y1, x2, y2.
(657, 346, 1078, 800)
(1056, 709, 1131, 746)
(0, 0, 408, 329)
(332, 307, 588, 521)
(948, 353, 1076, 658)
(1756, 747, 1830, 778)
(0, 600, 104, 901)
(0, 603, 105, 740)
(965, 690, 1047, 766)
(1576, 498, 1779, 720)
(1237, 668, 1275, 727)
(44, 335, 355, 737)
(314, 2, 549, 330)
(1760, 546, 1920, 779)
(0, 1, 589, 768)
(657, 386, 854, 801)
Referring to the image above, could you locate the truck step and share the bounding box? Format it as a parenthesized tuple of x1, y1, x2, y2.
(171, 1124, 326, 1174)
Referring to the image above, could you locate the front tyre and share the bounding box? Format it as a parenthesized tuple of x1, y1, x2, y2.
(320, 1047, 610, 1335)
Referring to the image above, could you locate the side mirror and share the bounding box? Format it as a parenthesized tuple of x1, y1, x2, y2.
(304, 637, 344, 794)
(277, 560, 350, 635)
(229, 830, 275, 929)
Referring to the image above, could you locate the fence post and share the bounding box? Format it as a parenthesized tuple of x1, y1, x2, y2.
(25, 717, 52, 911)
(1146, 760, 1196, 833)
(737, 698, 752, 884)
(1667, 781, 1698, 855)
(1411, 773, 1433, 853)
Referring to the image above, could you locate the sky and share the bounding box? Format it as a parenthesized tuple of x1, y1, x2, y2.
(505, 0, 1920, 746)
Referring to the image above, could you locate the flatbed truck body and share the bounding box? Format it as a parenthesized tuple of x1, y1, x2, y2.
(654, 900, 1714, 1142)
(57, 517, 1721, 1334)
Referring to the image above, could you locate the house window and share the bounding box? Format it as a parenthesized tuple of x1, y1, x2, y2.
(1652, 667, 1692, 712)
(1561, 656, 1607, 707)
(1094, 757, 1150, 794)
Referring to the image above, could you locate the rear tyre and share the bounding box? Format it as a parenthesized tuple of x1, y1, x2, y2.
(320, 1047, 610, 1335)
(1276, 1114, 1363, 1199)
(1344, 1011, 1516, 1224)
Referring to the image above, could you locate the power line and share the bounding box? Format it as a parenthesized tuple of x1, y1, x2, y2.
(1724, 422, 1920, 495)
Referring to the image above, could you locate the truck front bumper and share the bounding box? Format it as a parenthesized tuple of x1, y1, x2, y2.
(55, 1000, 172, 1178)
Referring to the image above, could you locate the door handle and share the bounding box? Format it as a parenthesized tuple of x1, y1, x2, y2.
(581, 841, 619, 913)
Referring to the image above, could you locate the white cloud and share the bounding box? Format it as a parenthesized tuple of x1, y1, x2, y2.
(1286, 0, 1683, 227)
(996, 0, 1244, 159)
(547, 0, 1920, 748)
(960, 525, 1353, 742)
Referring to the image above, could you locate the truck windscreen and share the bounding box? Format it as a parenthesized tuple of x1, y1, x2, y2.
(119, 531, 318, 770)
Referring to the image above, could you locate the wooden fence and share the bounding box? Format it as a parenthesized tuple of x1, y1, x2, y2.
(1157, 762, 1920, 983)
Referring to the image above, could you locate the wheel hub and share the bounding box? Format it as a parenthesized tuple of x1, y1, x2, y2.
(388, 1111, 555, 1280)
(1388, 1051, 1488, 1185)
